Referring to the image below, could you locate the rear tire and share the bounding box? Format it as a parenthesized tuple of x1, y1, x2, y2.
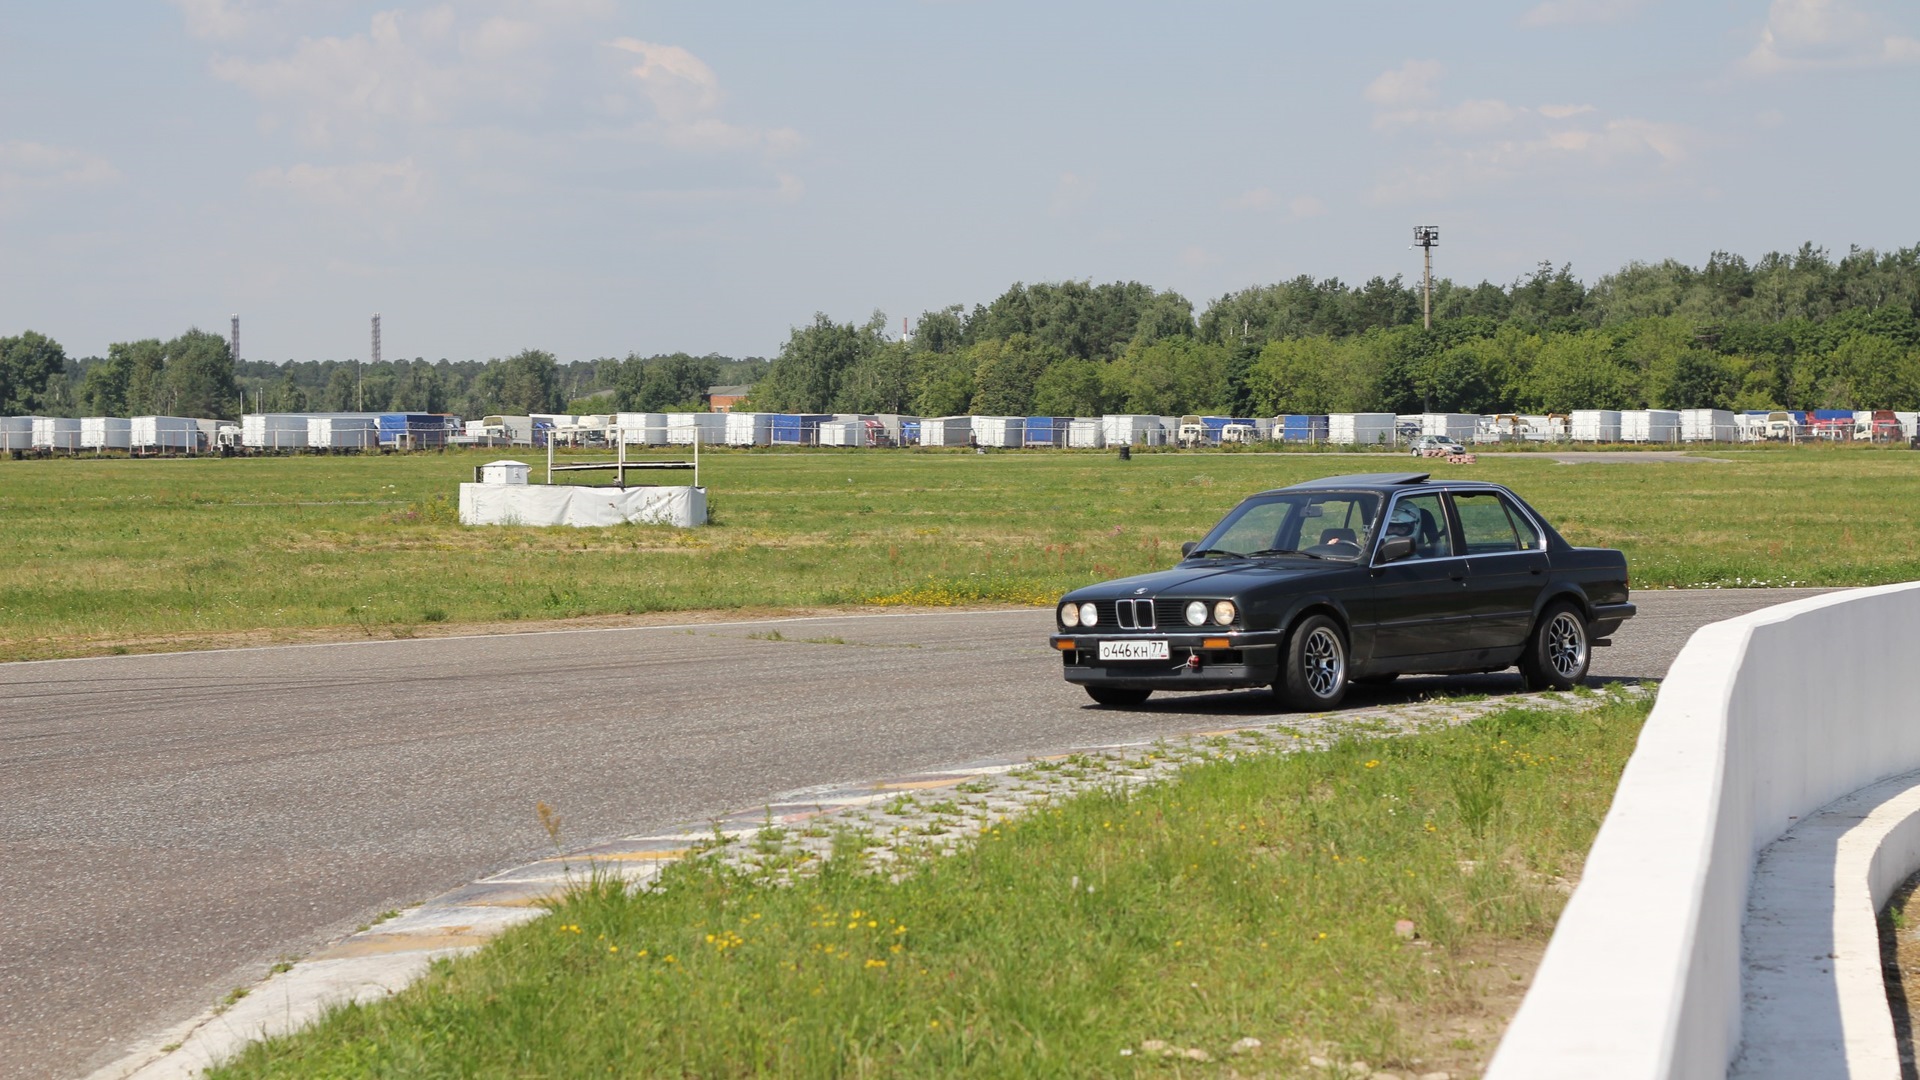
(1277, 614, 1349, 711)
(1086, 686, 1152, 707)
(1520, 602, 1590, 691)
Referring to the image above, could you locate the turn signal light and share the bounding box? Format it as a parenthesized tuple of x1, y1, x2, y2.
(1054, 639, 1076, 650)
(1202, 638, 1231, 649)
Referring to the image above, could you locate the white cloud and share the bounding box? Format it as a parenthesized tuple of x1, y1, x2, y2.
(1225, 187, 1274, 211)
(608, 38, 721, 123)
(1224, 187, 1326, 219)
(0, 141, 120, 212)
(1363, 59, 1443, 108)
(192, 5, 804, 206)
(1741, 0, 1920, 74)
(250, 157, 428, 207)
(1050, 171, 1093, 216)
(1371, 118, 1691, 203)
(1519, 0, 1648, 28)
(600, 37, 799, 155)
(171, 0, 276, 41)
(1373, 98, 1524, 134)
(1288, 195, 1327, 218)
(1361, 63, 1691, 204)
(209, 7, 508, 147)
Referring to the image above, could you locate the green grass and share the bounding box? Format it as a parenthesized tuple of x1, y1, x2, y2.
(0, 443, 1912, 659)
(207, 693, 1650, 1079)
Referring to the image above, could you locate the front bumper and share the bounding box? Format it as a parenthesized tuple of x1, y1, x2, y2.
(1050, 632, 1282, 692)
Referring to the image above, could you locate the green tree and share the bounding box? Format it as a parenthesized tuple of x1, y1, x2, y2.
(907, 305, 969, 354)
(267, 367, 309, 411)
(358, 363, 398, 413)
(496, 350, 561, 414)
(77, 353, 130, 415)
(911, 350, 975, 416)
(972, 281, 1185, 362)
(832, 342, 916, 413)
(0, 331, 67, 414)
(389, 359, 445, 412)
(1657, 351, 1737, 410)
(115, 340, 168, 415)
(35, 368, 76, 413)
(615, 353, 722, 411)
(161, 328, 240, 418)
(1103, 337, 1231, 415)
(1247, 336, 1347, 415)
(1823, 335, 1919, 409)
(322, 365, 361, 411)
(969, 334, 1059, 416)
(1521, 333, 1636, 411)
(755, 313, 887, 412)
(1030, 357, 1108, 416)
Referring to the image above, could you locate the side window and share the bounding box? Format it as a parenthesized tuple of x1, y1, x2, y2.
(1502, 494, 1541, 550)
(1388, 493, 1453, 560)
(1454, 492, 1521, 554)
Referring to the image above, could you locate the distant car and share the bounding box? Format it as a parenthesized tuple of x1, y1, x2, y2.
(1409, 434, 1465, 456)
(1049, 472, 1635, 710)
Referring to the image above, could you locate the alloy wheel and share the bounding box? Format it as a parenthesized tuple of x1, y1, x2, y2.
(1546, 611, 1587, 679)
(1303, 626, 1344, 698)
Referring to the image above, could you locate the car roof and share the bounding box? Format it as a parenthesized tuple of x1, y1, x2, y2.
(1284, 472, 1431, 489)
(1251, 473, 1516, 497)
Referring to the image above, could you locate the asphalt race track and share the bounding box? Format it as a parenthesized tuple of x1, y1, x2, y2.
(0, 589, 1832, 1079)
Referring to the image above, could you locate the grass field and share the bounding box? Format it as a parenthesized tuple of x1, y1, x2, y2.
(205, 691, 1650, 1079)
(1, 444, 1914, 660)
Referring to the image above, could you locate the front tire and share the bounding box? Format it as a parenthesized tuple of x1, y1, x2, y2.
(1277, 614, 1349, 711)
(1086, 686, 1152, 707)
(1520, 603, 1590, 691)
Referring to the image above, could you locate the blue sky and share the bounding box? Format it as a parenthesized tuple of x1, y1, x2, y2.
(1, 0, 1915, 364)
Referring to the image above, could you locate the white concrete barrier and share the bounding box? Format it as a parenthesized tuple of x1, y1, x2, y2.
(1486, 582, 1920, 1079)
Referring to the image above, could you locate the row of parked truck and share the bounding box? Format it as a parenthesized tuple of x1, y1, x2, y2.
(7, 407, 1916, 456)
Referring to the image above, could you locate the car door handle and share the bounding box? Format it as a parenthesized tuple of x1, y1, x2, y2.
(1449, 572, 1466, 582)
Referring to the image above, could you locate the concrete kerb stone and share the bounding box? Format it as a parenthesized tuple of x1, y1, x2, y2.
(1732, 769, 1920, 1078)
(92, 683, 1646, 1080)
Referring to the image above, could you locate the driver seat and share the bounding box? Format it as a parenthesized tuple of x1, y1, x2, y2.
(1415, 508, 1444, 557)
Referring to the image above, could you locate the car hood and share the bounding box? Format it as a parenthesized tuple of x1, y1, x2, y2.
(1063, 559, 1345, 601)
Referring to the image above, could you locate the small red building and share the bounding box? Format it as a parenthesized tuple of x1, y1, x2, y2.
(706, 385, 753, 412)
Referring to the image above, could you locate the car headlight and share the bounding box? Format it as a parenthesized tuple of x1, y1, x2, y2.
(1185, 600, 1207, 626)
(1079, 602, 1098, 626)
(1060, 602, 1080, 627)
(1213, 600, 1236, 625)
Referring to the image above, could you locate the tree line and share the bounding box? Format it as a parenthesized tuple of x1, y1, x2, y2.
(751, 243, 1920, 416)
(7, 242, 1920, 421)
(0, 334, 769, 421)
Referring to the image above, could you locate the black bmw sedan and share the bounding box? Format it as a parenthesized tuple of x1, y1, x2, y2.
(1050, 472, 1634, 710)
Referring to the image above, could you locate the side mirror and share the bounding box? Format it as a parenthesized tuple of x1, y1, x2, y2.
(1181, 541, 1198, 557)
(1378, 536, 1415, 563)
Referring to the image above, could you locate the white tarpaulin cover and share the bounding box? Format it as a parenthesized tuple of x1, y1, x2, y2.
(459, 484, 707, 528)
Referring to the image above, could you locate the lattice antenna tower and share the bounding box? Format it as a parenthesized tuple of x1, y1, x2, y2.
(1413, 226, 1439, 330)
(230, 314, 240, 364)
(371, 313, 382, 367)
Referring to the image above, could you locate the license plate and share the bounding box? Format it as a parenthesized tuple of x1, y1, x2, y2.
(1099, 639, 1169, 661)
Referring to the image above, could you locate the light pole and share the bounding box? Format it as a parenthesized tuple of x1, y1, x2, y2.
(1413, 225, 1439, 330)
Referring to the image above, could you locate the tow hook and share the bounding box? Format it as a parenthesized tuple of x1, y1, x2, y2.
(1186, 654, 1203, 671)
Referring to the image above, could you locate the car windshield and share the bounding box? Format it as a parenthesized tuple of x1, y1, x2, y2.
(1190, 491, 1382, 562)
